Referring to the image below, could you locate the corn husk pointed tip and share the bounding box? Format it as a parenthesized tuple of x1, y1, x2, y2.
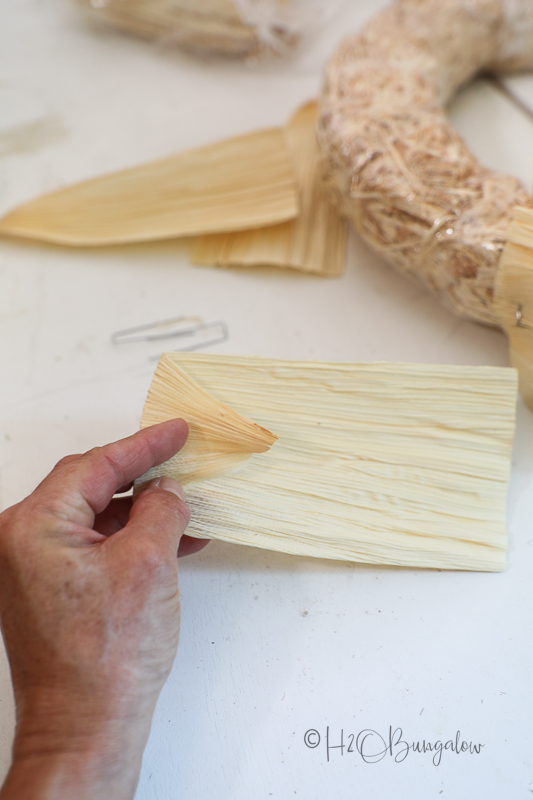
(0, 129, 299, 246)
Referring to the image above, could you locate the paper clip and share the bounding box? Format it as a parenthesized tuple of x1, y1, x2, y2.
(111, 315, 229, 356)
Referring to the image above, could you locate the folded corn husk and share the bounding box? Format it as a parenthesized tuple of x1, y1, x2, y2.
(0, 129, 298, 246)
(136, 355, 277, 487)
(193, 101, 347, 276)
(136, 353, 517, 571)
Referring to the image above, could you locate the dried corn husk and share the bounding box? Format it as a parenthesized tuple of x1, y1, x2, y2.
(136, 354, 277, 487)
(495, 205, 533, 408)
(0, 129, 298, 246)
(193, 101, 347, 276)
(137, 353, 517, 571)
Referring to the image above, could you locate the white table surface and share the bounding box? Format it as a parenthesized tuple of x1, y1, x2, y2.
(1, 1, 533, 797)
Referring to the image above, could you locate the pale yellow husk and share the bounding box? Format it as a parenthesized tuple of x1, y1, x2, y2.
(193, 101, 347, 275)
(135, 354, 277, 488)
(0, 129, 298, 246)
(495, 205, 533, 409)
(137, 353, 517, 571)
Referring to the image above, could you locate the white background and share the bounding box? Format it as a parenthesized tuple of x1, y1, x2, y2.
(1, 1, 533, 797)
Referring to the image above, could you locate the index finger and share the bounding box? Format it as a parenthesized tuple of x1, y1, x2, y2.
(37, 419, 188, 525)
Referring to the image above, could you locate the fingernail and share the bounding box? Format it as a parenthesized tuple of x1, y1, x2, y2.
(158, 477, 186, 501)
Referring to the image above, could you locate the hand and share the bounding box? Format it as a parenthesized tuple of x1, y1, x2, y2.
(0, 420, 208, 800)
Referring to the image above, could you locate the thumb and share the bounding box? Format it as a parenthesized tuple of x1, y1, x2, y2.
(125, 478, 191, 554)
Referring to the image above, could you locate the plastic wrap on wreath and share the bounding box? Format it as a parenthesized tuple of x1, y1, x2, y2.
(73, 0, 344, 57)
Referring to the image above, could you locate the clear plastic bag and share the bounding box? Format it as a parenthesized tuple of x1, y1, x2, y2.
(74, 0, 344, 57)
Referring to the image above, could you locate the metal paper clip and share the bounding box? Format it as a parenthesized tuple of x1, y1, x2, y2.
(111, 315, 229, 357)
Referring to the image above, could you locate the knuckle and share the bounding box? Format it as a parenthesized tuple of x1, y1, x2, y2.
(53, 454, 81, 470)
(32, 488, 84, 523)
(139, 488, 191, 530)
(138, 541, 174, 580)
(173, 497, 191, 528)
(165, 497, 191, 533)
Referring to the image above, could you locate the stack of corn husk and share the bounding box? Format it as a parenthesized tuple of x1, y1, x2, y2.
(0, 102, 346, 277)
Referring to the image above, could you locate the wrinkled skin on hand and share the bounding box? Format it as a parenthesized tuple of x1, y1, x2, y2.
(0, 420, 208, 800)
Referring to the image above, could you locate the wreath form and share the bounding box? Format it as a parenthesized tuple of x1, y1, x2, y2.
(318, 0, 533, 328)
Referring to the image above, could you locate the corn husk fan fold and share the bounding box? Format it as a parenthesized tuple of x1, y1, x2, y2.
(137, 355, 278, 487)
